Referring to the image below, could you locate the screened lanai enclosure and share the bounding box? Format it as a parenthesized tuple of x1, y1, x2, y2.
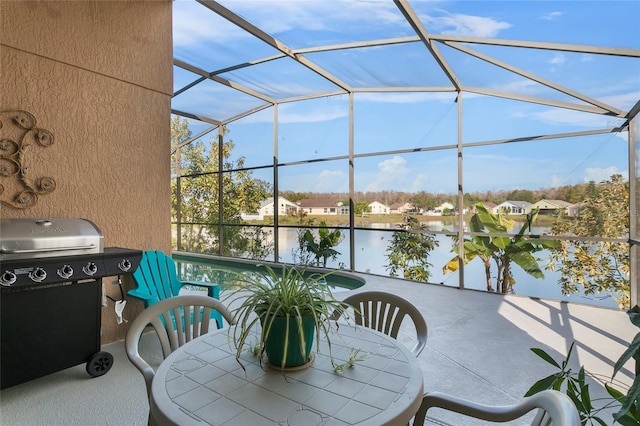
(170, 0, 639, 309)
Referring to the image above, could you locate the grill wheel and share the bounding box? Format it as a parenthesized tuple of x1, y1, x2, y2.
(86, 351, 114, 377)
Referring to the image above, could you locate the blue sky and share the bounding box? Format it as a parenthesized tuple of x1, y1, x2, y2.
(172, 0, 640, 194)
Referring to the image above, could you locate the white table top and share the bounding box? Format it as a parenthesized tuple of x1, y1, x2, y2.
(150, 323, 424, 425)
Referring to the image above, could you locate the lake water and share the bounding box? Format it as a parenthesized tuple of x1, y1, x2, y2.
(274, 223, 621, 310)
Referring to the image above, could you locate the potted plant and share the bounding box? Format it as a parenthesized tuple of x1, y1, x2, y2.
(226, 264, 349, 370)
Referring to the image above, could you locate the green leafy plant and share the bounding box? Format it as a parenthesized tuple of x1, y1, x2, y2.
(385, 216, 439, 282)
(526, 306, 640, 425)
(225, 264, 349, 370)
(526, 342, 613, 424)
(170, 117, 273, 257)
(301, 221, 343, 267)
(547, 174, 630, 309)
(610, 305, 640, 424)
(443, 203, 560, 293)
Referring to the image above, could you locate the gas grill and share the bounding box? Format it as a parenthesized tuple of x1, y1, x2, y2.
(0, 218, 142, 389)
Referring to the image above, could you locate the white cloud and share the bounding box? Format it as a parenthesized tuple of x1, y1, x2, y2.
(423, 12, 512, 37)
(319, 169, 344, 179)
(540, 11, 563, 21)
(278, 103, 348, 123)
(314, 169, 348, 192)
(601, 91, 640, 111)
(549, 175, 563, 188)
(583, 166, 627, 183)
(173, 0, 411, 49)
(409, 173, 430, 192)
(515, 91, 637, 129)
(176, 1, 512, 47)
(490, 78, 539, 94)
(364, 156, 411, 192)
(283, 168, 348, 192)
(547, 53, 566, 72)
(379, 155, 406, 171)
(531, 109, 620, 128)
(463, 152, 579, 192)
(548, 53, 565, 65)
(356, 92, 457, 104)
(173, 2, 249, 46)
(217, 0, 402, 35)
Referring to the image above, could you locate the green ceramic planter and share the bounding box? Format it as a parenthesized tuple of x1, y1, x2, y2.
(264, 315, 315, 368)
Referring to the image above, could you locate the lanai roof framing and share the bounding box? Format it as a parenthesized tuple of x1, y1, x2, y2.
(171, 0, 640, 128)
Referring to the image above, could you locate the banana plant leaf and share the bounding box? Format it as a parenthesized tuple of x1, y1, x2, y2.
(510, 251, 545, 278)
(443, 202, 559, 284)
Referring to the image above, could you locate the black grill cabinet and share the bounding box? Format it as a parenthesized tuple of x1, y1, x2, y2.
(0, 218, 141, 389)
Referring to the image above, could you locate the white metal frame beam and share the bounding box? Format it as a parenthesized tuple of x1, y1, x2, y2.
(197, 0, 352, 94)
(394, 0, 461, 91)
(445, 41, 625, 116)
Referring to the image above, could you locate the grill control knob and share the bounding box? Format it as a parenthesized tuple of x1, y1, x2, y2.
(57, 264, 74, 279)
(30, 267, 47, 283)
(1, 270, 17, 286)
(83, 262, 98, 276)
(118, 259, 132, 272)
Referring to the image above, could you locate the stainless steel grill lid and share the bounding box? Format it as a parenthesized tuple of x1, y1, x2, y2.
(0, 218, 104, 260)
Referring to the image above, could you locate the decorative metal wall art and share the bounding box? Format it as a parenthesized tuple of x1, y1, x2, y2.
(0, 110, 56, 209)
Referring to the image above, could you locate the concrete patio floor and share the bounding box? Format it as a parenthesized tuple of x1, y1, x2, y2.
(1, 274, 637, 425)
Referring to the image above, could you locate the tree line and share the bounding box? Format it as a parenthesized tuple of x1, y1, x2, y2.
(281, 181, 598, 213)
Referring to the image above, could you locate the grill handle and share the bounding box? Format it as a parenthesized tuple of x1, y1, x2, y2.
(0, 244, 97, 254)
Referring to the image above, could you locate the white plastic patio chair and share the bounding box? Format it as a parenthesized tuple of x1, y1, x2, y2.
(334, 290, 427, 356)
(125, 294, 235, 400)
(413, 390, 581, 425)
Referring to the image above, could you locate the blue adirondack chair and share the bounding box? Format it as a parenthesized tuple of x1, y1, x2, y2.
(128, 251, 223, 329)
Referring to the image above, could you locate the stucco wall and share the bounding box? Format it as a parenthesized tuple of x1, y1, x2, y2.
(1, 0, 173, 343)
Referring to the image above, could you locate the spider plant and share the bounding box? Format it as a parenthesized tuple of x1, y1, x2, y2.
(333, 348, 366, 374)
(226, 264, 349, 370)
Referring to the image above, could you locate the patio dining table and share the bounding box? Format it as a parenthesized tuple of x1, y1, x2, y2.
(150, 323, 424, 425)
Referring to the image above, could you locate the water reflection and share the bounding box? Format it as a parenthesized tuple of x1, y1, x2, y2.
(276, 222, 619, 309)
